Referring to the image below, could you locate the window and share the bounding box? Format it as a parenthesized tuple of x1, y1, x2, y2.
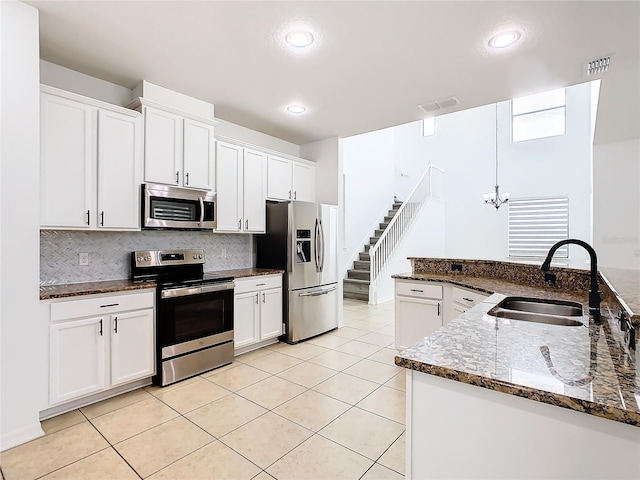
(508, 197, 569, 258)
(512, 88, 566, 142)
(421, 117, 435, 137)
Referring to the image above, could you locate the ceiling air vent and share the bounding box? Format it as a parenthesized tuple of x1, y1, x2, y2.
(418, 96, 459, 113)
(585, 55, 613, 76)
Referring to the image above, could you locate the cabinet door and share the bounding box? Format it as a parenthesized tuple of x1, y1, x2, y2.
(260, 287, 283, 340)
(395, 296, 441, 351)
(183, 119, 214, 190)
(97, 109, 142, 229)
(215, 142, 243, 232)
(243, 148, 267, 233)
(41, 93, 95, 228)
(50, 316, 105, 404)
(110, 309, 155, 387)
(292, 162, 315, 202)
(144, 107, 182, 186)
(234, 291, 260, 350)
(267, 156, 292, 200)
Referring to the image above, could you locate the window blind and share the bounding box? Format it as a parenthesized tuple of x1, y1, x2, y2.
(508, 197, 569, 258)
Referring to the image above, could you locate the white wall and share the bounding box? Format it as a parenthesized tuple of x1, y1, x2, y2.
(1, 0, 45, 450)
(216, 118, 300, 157)
(340, 128, 396, 275)
(300, 137, 340, 204)
(593, 138, 640, 270)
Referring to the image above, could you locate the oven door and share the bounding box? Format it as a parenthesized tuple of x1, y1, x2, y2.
(158, 282, 234, 359)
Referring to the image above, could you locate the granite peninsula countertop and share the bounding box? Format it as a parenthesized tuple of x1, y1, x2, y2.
(40, 268, 284, 300)
(393, 271, 640, 427)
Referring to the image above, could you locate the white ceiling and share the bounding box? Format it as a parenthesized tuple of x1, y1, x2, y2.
(26, 1, 640, 146)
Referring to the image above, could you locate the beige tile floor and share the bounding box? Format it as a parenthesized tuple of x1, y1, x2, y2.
(1, 299, 405, 480)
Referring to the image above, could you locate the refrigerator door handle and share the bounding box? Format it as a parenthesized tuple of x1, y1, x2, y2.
(318, 218, 325, 272)
(314, 218, 321, 272)
(298, 285, 337, 297)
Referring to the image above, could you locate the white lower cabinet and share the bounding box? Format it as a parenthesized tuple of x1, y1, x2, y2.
(234, 275, 283, 352)
(395, 280, 443, 351)
(48, 290, 155, 406)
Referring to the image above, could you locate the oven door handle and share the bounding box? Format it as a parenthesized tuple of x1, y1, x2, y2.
(161, 281, 235, 299)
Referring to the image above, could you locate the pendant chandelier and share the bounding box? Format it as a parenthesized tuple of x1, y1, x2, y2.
(483, 103, 510, 210)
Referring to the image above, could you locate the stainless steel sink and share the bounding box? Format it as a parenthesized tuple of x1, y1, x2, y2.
(488, 296, 585, 327)
(497, 298, 583, 317)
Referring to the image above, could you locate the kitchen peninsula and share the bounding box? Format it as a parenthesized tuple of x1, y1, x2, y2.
(394, 258, 640, 480)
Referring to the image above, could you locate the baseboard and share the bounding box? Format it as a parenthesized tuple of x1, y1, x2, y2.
(1, 422, 44, 452)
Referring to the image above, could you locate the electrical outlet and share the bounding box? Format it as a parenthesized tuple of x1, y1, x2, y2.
(221, 248, 227, 259)
(79, 252, 89, 266)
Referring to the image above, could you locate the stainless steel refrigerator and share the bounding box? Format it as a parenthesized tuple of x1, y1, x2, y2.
(256, 201, 339, 343)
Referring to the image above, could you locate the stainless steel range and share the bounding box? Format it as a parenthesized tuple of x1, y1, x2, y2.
(131, 249, 234, 386)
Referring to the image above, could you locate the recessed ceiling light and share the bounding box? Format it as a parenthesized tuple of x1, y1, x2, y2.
(488, 30, 522, 49)
(286, 104, 306, 114)
(286, 31, 314, 48)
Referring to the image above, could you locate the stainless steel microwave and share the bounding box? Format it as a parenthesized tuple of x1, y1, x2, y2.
(142, 183, 216, 230)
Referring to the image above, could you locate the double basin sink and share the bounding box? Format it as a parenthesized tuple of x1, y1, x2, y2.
(488, 296, 585, 327)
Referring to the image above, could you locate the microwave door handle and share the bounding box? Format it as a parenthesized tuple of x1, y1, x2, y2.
(199, 197, 204, 226)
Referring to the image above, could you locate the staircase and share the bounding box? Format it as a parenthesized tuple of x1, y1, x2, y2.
(343, 198, 403, 302)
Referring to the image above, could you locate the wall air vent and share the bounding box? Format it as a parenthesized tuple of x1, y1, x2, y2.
(585, 55, 613, 76)
(419, 96, 459, 113)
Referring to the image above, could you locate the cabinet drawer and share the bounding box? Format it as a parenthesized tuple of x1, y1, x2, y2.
(396, 280, 442, 299)
(234, 274, 282, 295)
(451, 287, 488, 308)
(51, 290, 154, 321)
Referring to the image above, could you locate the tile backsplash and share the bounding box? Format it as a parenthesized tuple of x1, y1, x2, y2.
(40, 230, 252, 285)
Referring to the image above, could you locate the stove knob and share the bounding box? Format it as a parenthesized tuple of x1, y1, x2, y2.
(198, 254, 203, 259)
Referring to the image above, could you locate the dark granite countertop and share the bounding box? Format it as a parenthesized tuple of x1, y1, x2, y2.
(40, 268, 284, 300)
(393, 272, 640, 427)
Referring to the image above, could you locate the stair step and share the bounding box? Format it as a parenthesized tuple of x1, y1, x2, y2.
(393, 202, 402, 208)
(348, 269, 370, 281)
(344, 291, 369, 301)
(384, 216, 394, 223)
(359, 252, 370, 261)
(364, 244, 371, 253)
(379, 222, 389, 230)
(374, 229, 385, 237)
(353, 260, 370, 270)
(343, 278, 369, 295)
(369, 236, 380, 245)
(388, 209, 399, 217)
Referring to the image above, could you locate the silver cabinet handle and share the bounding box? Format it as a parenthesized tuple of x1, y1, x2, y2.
(185, 172, 189, 185)
(437, 303, 441, 316)
(99, 303, 119, 308)
(463, 297, 473, 302)
(245, 219, 248, 229)
(288, 190, 291, 199)
(176, 171, 180, 184)
(113, 316, 118, 333)
(100, 211, 104, 226)
(255, 293, 259, 304)
(86, 210, 90, 225)
(410, 289, 424, 293)
(98, 319, 103, 336)
(238, 219, 242, 230)
(256, 283, 266, 286)
(294, 191, 297, 200)
(262, 292, 266, 303)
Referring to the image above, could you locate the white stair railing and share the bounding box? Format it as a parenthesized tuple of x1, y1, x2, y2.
(369, 164, 444, 290)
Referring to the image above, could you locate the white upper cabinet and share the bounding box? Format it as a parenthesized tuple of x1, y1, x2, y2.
(143, 107, 181, 186)
(215, 141, 266, 234)
(40, 86, 142, 231)
(267, 155, 315, 202)
(41, 92, 94, 228)
(183, 119, 215, 190)
(292, 162, 315, 202)
(139, 102, 215, 191)
(97, 109, 142, 229)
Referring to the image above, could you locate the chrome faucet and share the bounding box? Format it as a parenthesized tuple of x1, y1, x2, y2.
(540, 239, 601, 324)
